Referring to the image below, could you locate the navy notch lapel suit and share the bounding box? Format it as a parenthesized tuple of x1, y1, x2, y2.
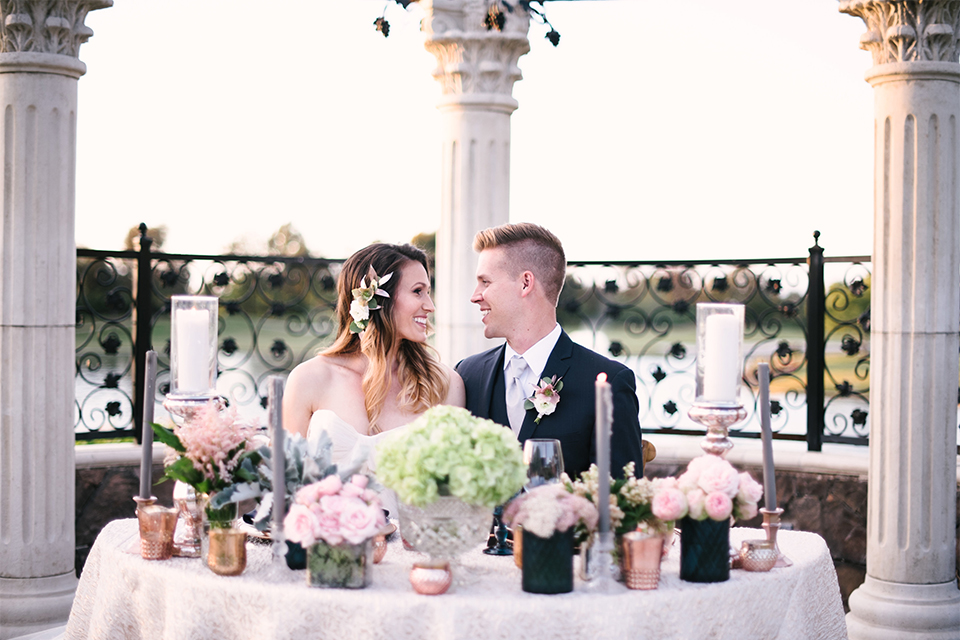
(456, 330, 644, 480)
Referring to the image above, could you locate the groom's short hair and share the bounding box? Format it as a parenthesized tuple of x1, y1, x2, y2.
(473, 222, 566, 305)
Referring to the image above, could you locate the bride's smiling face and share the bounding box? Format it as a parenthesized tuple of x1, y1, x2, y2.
(391, 260, 434, 343)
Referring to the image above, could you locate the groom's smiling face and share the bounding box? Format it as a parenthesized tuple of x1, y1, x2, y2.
(472, 247, 524, 341)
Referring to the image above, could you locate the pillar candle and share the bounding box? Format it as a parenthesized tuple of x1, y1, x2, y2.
(268, 376, 285, 536)
(595, 373, 612, 536)
(175, 307, 210, 393)
(758, 363, 777, 510)
(138, 350, 158, 500)
(702, 313, 741, 403)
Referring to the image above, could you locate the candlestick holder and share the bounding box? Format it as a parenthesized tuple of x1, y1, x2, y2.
(687, 402, 747, 458)
(584, 531, 626, 593)
(484, 505, 512, 556)
(760, 507, 793, 567)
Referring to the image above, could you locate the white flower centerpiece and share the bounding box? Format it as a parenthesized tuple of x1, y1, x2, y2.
(376, 406, 526, 569)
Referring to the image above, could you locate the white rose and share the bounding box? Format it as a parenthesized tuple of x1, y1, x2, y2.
(350, 299, 369, 323)
(534, 397, 558, 415)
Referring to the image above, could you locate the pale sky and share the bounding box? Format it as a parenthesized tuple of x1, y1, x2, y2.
(75, 0, 875, 262)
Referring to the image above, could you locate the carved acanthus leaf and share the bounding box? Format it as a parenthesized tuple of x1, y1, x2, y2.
(839, 0, 960, 64)
(422, 0, 530, 96)
(0, 0, 112, 57)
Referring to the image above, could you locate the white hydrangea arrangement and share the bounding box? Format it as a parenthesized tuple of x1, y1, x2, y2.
(375, 406, 526, 508)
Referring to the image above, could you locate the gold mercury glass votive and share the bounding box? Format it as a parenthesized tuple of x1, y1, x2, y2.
(513, 525, 523, 569)
(207, 529, 247, 576)
(739, 539, 778, 572)
(134, 497, 179, 561)
(373, 535, 387, 564)
(621, 531, 664, 590)
(410, 561, 452, 595)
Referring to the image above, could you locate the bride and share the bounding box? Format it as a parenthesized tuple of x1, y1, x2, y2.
(283, 242, 465, 515)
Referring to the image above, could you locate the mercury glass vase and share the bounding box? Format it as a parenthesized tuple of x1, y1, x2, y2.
(522, 528, 574, 594)
(198, 493, 240, 572)
(306, 540, 372, 589)
(679, 516, 730, 583)
(398, 496, 491, 562)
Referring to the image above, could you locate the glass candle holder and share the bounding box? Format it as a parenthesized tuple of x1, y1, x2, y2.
(169, 295, 219, 398)
(694, 303, 745, 406)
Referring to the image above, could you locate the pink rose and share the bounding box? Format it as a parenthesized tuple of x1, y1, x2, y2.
(703, 491, 733, 521)
(652, 487, 688, 522)
(283, 504, 318, 546)
(677, 470, 700, 493)
(737, 472, 764, 504)
(319, 494, 347, 518)
(313, 512, 344, 546)
(314, 474, 343, 497)
(697, 459, 740, 498)
(339, 500, 381, 545)
(361, 489, 378, 503)
(340, 482, 364, 499)
(736, 500, 758, 520)
(351, 474, 369, 489)
(295, 483, 322, 505)
(686, 489, 706, 520)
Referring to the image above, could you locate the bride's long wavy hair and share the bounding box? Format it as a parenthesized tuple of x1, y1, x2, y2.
(323, 243, 449, 434)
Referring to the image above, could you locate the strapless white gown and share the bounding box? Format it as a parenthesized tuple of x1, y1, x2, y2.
(306, 409, 405, 518)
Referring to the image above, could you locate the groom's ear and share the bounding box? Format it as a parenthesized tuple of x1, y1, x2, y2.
(519, 271, 535, 296)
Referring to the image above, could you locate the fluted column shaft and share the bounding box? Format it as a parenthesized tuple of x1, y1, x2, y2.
(0, 2, 110, 637)
(840, 1, 960, 638)
(422, 0, 530, 364)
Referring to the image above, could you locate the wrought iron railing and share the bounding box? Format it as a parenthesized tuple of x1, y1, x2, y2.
(75, 227, 874, 449)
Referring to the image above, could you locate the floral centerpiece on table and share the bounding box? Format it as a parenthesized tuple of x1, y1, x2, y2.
(284, 474, 386, 547)
(375, 405, 526, 508)
(502, 483, 598, 539)
(284, 474, 386, 588)
(151, 401, 261, 523)
(563, 461, 684, 544)
(676, 454, 763, 522)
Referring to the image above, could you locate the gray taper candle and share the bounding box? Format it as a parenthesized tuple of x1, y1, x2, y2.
(268, 376, 285, 538)
(758, 363, 777, 510)
(139, 350, 158, 500)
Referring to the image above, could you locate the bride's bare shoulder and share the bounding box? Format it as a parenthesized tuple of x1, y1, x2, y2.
(288, 353, 361, 390)
(437, 362, 465, 407)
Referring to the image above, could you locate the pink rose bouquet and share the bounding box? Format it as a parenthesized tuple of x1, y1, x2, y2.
(284, 474, 386, 547)
(503, 484, 598, 539)
(675, 455, 762, 522)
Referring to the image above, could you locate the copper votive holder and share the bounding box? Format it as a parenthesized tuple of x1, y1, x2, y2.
(760, 507, 793, 568)
(207, 529, 247, 576)
(740, 539, 778, 572)
(513, 525, 523, 569)
(373, 535, 387, 564)
(410, 561, 452, 595)
(620, 531, 663, 590)
(134, 496, 178, 560)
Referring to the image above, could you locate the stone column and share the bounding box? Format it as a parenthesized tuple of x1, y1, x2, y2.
(0, 2, 111, 637)
(421, 0, 530, 365)
(839, 1, 960, 637)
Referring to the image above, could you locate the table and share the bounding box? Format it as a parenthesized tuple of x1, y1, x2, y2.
(66, 519, 847, 640)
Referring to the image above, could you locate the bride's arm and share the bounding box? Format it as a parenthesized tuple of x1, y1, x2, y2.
(442, 365, 466, 408)
(282, 361, 321, 437)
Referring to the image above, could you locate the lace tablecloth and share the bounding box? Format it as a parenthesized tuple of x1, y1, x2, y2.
(66, 519, 847, 640)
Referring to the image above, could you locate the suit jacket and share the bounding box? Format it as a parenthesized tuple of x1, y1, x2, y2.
(456, 330, 644, 480)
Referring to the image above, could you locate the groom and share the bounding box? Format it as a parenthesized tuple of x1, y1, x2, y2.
(456, 222, 644, 479)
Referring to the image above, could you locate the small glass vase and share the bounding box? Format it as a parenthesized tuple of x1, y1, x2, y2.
(198, 493, 240, 573)
(398, 496, 491, 581)
(306, 540, 372, 589)
(522, 528, 574, 594)
(679, 516, 730, 583)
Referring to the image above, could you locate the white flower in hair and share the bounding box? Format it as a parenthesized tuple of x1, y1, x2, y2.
(349, 268, 393, 334)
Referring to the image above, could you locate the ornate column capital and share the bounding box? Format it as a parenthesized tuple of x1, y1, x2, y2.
(839, 0, 960, 66)
(0, 0, 112, 59)
(421, 0, 530, 109)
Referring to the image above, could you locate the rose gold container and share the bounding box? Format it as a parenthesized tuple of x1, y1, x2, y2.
(621, 532, 663, 590)
(134, 497, 178, 560)
(739, 539, 777, 572)
(207, 529, 247, 576)
(410, 561, 452, 595)
(513, 525, 523, 569)
(373, 535, 387, 564)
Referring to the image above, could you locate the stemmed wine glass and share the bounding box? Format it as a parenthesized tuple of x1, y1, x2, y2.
(523, 439, 564, 490)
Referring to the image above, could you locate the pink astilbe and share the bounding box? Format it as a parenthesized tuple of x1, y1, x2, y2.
(175, 402, 258, 486)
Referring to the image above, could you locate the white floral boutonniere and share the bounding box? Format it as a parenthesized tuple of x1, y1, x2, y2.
(349, 268, 393, 334)
(524, 375, 563, 424)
